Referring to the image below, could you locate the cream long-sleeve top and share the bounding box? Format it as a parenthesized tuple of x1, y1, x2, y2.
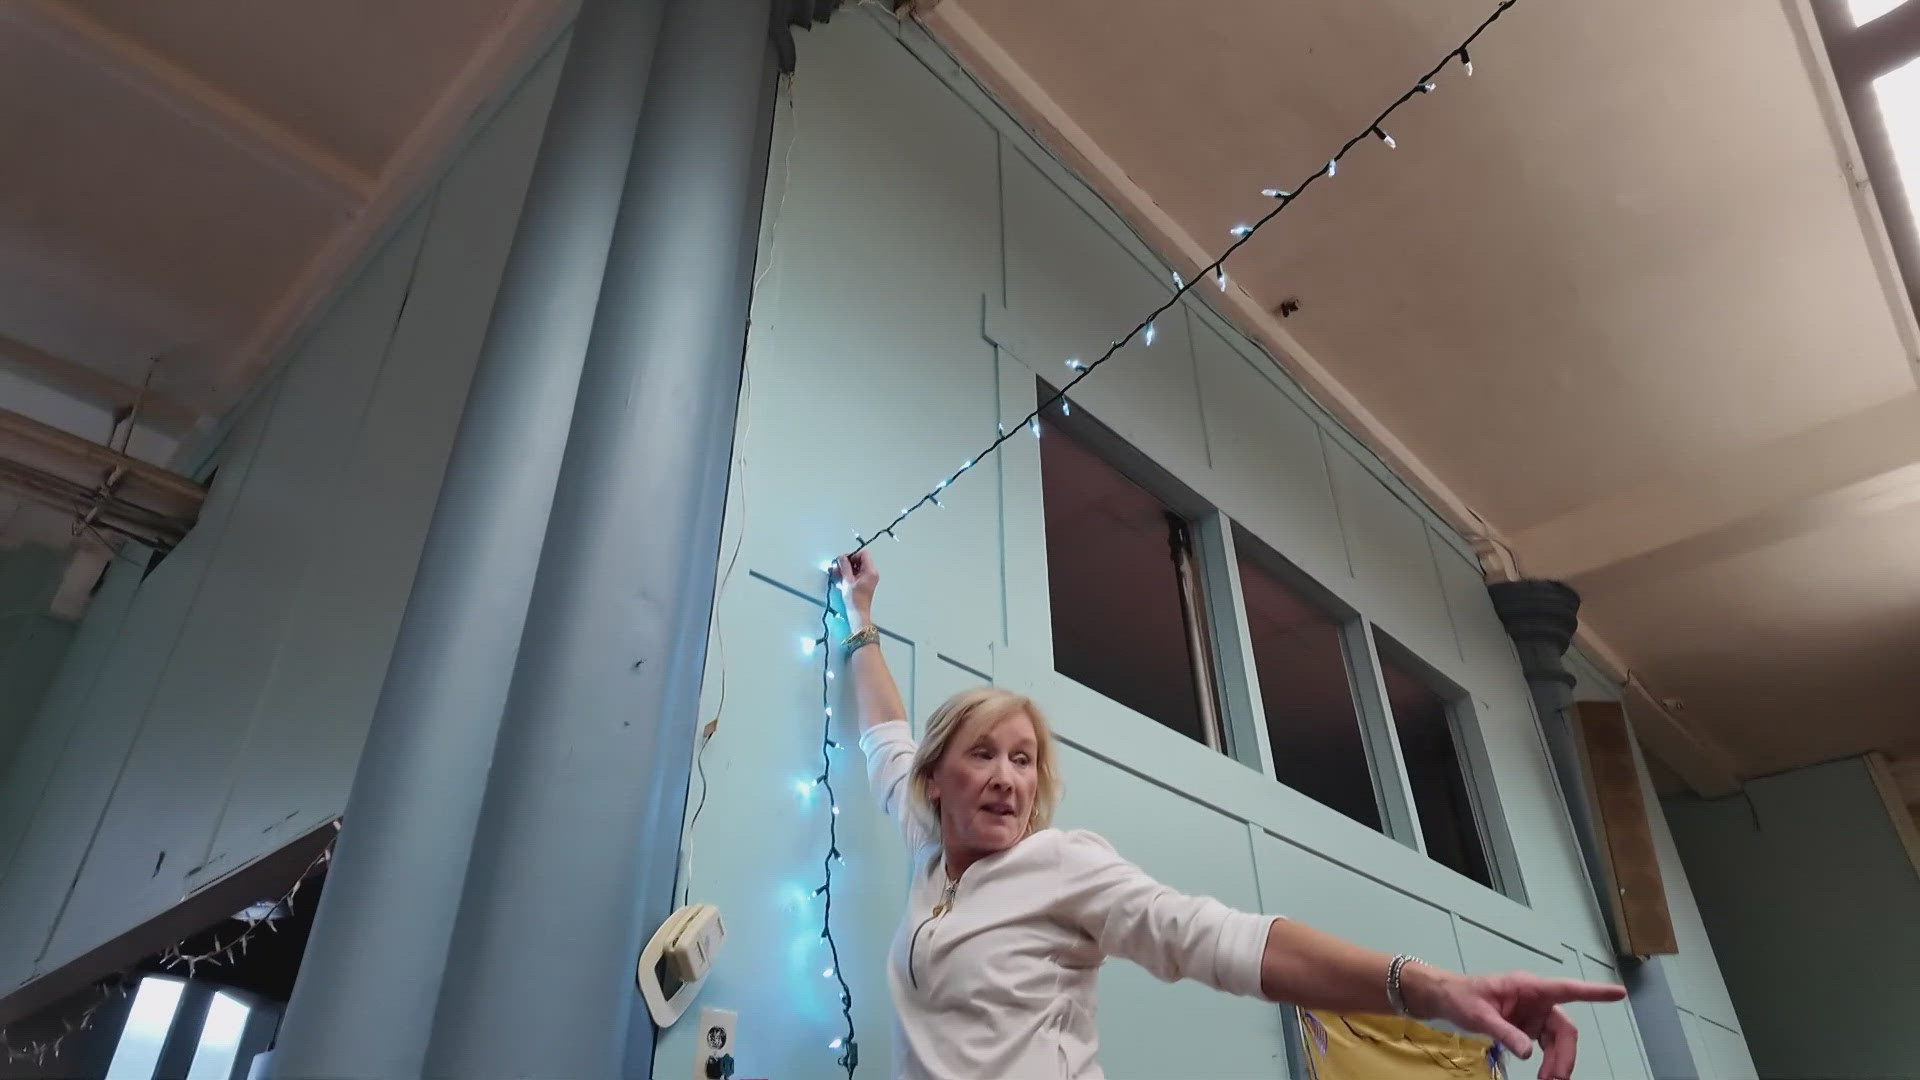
(859, 720, 1278, 1080)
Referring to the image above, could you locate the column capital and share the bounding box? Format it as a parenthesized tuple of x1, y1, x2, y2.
(1487, 578, 1581, 655)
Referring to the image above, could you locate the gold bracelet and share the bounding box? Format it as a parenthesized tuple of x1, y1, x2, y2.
(842, 625, 880, 659)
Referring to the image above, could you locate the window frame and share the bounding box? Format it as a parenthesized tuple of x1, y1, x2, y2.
(1035, 380, 1229, 754)
(1369, 627, 1529, 902)
(1033, 382, 1526, 901)
(1212, 522, 1399, 829)
(1808, 0, 1920, 318)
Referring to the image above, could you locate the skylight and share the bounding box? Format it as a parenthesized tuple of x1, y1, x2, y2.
(1872, 55, 1920, 231)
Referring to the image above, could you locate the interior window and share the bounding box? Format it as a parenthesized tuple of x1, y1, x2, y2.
(1376, 632, 1495, 889)
(1040, 403, 1221, 748)
(1234, 526, 1380, 830)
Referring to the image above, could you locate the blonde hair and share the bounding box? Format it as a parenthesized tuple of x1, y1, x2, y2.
(909, 686, 1062, 839)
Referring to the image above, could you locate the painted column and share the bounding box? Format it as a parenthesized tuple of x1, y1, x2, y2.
(423, 0, 778, 1074)
(1488, 580, 1615, 940)
(1487, 579, 1699, 1079)
(268, 2, 668, 1076)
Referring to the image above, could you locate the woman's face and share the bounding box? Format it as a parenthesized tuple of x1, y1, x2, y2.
(928, 711, 1039, 859)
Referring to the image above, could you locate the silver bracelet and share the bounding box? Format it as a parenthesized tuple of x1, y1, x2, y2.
(1386, 954, 1422, 1017)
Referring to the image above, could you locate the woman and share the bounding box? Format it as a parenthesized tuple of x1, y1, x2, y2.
(833, 552, 1623, 1080)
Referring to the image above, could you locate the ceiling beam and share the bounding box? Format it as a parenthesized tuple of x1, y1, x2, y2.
(1574, 632, 1743, 797)
(1621, 682, 1743, 798)
(5, 0, 376, 205)
(1830, 0, 1920, 81)
(1882, 748, 1920, 801)
(1508, 394, 1920, 587)
(0, 333, 199, 434)
(1866, 751, 1920, 881)
(0, 406, 205, 551)
(0, 407, 203, 505)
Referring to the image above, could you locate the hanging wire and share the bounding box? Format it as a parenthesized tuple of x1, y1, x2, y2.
(814, 583, 858, 1075)
(848, 0, 1520, 556)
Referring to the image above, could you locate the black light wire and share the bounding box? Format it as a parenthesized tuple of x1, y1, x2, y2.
(807, 4, 1525, 1074)
(846, 0, 1520, 558)
(812, 585, 858, 1075)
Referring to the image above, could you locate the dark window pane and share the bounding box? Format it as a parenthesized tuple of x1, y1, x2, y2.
(1235, 531, 1379, 831)
(1041, 412, 1208, 745)
(1376, 634, 1493, 889)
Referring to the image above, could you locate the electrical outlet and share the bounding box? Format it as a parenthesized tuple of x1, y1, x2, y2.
(695, 1006, 738, 1080)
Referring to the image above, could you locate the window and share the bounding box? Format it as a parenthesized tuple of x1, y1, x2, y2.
(1040, 399, 1222, 748)
(184, 992, 250, 1080)
(1849, 0, 1902, 24)
(1813, 0, 1920, 318)
(1233, 527, 1380, 831)
(104, 976, 257, 1080)
(1032, 389, 1519, 897)
(1873, 55, 1920, 229)
(1375, 631, 1495, 890)
(106, 977, 184, 1080)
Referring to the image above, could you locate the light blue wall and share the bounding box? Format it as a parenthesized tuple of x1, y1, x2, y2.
(0, 545, 75, 779)
(1665, 757, 1920, 1080)
(660, 13, 1671, 1079)
(1568, 653, 1756, 1080)
(0, 37, 567, 997)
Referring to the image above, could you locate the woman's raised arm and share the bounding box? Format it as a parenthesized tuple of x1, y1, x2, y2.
(835, 553, 906, 732)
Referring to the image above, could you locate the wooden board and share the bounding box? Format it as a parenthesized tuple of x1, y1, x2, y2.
(1575, 701, 1679, 955)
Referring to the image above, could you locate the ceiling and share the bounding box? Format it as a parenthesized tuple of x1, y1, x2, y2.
(930, 0, 1920, 797)
(1, 0, 1913, 806)
(0, 0, 570, 552)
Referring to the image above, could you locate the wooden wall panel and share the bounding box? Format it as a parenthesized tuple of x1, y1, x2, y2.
(1576, 700, 1679, 955)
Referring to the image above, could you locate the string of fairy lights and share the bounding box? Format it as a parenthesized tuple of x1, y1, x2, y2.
(0, 977, 126, 1068)
(849, 0, 1519, 557)
(794, 1, 1527, 1073)
(809, 592, 859, 1073)
(0, 827, 337, 1068)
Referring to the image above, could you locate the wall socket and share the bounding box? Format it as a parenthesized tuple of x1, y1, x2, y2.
(694, 1006, 738, 1080)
